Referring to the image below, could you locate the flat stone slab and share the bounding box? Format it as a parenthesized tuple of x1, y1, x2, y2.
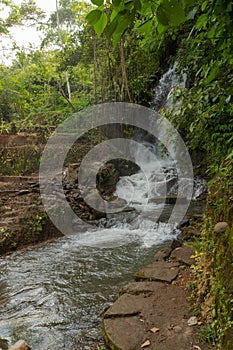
(120, 281, 165, 295)
(104, 316, 146, 350)
(105, 293, 147, 317)
(103, 282, 209, 350)
(171, 246, 195, 266)
(134, 261, 180, 283)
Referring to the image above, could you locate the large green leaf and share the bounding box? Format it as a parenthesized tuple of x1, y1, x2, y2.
(94, 12, 108, 37)
(91, 0, 104, 6)
(86, 9, 102, 26)
(157, 4, 169, 26)
(112, 0, 122, 7)
(106, 16, 119, 40)
(157, 0, 187, 27)
(107, 9, 133, 44)
(136, 18, 153, 34)
(112, 11, 133, 45)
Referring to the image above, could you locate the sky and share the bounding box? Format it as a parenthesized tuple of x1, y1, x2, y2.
(0, 0, 57, 64)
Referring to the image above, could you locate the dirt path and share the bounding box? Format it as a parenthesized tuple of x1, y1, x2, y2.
(103, 245, 212, 350)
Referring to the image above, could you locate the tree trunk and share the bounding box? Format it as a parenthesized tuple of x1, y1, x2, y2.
(56, 0, 72, 103)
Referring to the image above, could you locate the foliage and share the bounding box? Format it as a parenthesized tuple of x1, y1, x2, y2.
(0, 0, 45, 35)
(86, 0, 197, 46)
(193, 158, 233, 349)
(165, 0, 233, 169)
(0, 2, 232, 347)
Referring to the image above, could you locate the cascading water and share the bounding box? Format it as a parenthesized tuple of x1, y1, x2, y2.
(0, 66, 206, 350)
(151, 61, 187, 111)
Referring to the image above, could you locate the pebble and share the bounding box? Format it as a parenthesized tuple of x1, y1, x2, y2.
(173, 325, 183, 333)
(187, 316, 198, 326)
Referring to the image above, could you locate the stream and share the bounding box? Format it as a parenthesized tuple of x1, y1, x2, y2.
(0, 65, 206, 350)
(0, 147, 205, 350)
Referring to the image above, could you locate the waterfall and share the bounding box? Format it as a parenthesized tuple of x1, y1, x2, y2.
(151, 61, 187, 111)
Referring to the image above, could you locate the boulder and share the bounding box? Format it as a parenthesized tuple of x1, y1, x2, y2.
(154, 247, 172, 261)
(171, 246, 195, 266)
(214, 222, 228, 233)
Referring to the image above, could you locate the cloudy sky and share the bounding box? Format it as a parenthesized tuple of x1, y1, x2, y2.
(0, 0, 57, 63)
(12, 0, 57, 44)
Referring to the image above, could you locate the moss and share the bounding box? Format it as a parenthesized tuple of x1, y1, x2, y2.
(194, 160, 233, 349)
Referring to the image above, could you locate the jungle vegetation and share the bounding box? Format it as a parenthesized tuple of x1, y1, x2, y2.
(0, 1, 232, 348)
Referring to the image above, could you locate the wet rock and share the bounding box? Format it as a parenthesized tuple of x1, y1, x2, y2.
(8, 340, 30, 350)
(84, 189, 127, 216)
(97, 163, 119, 195)
(171, 238, 183, 250)
(154, 247, 172, 261)
(134, 261, 179, 283)
(67, 163, 80, 184)
(180, 226, 202, 240)
(179, 218, 191, 227)
(171, 246, 195, 266)
(214, 221, 228, 233)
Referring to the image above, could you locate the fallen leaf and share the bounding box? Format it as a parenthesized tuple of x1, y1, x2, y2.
(197, 321, 202, 325)
(193, 346, 201, 350)
(150, 327, 160, 333)
(141, 340, 151, 348)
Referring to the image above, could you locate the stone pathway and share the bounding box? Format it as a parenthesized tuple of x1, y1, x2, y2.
(103, 245, 212, 350)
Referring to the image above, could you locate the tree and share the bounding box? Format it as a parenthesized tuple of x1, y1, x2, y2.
(0, 0, 45, 35)
(86, 0, 197, 45)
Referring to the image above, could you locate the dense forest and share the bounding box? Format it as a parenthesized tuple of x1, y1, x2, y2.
(0, 0, 232, 349)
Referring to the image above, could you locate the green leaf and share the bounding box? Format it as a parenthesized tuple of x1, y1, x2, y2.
(112, 12, 132, 45)
(112, 0, 122, 7)
(205, 65, 219, 84)
(94, 12, 108, 37)
(157, 4, 169, 26)
(134, 0, 142, 12)
(195, 13, 208, 30)
(157, 0, 187, 27)
(107, 9, 133, 44)
(136, 18, 153, 34)
(106, 16, 119, 40)
(157, 22, 168, 34)
(91, 0, 104, 6)
(86, 9, 102, 26)
(201, 1, 208, 11)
